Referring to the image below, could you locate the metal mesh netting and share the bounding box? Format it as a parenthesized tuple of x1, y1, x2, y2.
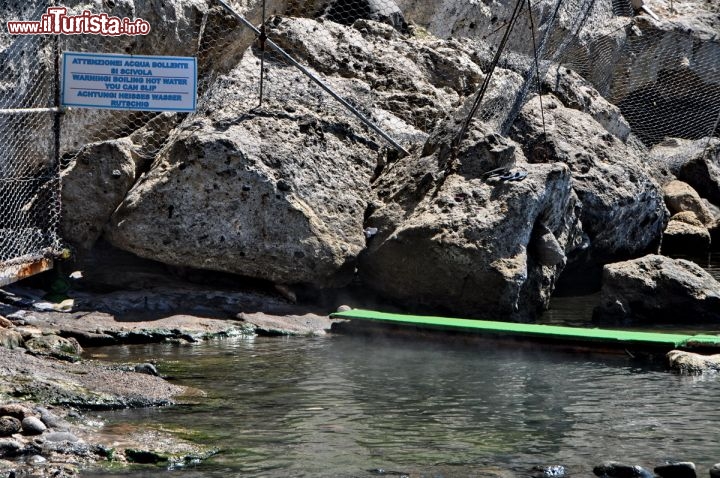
(2, 0, 719, 268)
(262, 0, 720, 147)
(0, 0, 60, 265)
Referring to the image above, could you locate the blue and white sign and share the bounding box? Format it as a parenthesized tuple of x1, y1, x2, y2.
(62, 52, 197, 112)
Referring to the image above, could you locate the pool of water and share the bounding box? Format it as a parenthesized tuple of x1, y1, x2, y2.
(83, 335, 720, 477)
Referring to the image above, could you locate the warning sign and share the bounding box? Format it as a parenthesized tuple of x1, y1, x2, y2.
(61, 52, 197, 112)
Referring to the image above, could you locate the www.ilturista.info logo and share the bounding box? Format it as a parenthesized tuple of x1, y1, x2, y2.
(7, 7, 151, 36)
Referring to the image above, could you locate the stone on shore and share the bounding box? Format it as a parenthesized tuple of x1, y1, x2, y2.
(0, 417, 21, 437)
(653, 462, 696, 478)
(593, 461, 653, 478)
(24, 335, 83, 362)
(594, 255, 720, 323)
(45, 431, 80, 443)
(20, 417, 46, 436)
(667, 350, 720, 374)
(710, 463, 720, 478)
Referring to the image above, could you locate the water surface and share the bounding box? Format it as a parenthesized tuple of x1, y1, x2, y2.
(84, 335, 720, 477)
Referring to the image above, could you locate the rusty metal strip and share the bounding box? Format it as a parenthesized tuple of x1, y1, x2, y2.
(0, 258, 53, 288)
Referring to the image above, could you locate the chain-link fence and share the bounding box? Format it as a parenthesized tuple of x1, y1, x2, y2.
(1, 0, 718, 279)
(0, 0, 61, 281)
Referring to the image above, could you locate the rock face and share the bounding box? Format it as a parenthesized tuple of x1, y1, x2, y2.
(594, 255, 720, 323)
(513, 94, 666, 265)
(360, 111, 582, 320)
(61, 139, 142, 250)
(105, 17, 488, 287)
(667, 350, 720, 374)
(542, 66, 631, 142)
(268, 16, 486, 133)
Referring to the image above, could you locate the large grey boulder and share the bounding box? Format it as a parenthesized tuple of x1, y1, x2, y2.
(512, 94, 666, 264)
(360, 112, 582, 320)
(594, 255, 720, 323)
(104, 17, 495, 287)
(105, 112, 373, 288)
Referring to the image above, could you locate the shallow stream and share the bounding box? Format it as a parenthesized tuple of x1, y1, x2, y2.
(83, 332, 720, 477)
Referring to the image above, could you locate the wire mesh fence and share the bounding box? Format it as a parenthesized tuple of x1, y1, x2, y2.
(1, 0, 719, 270)
(0, 0, 61, 266)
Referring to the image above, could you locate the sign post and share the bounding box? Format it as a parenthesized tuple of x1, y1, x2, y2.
(61, 52, 197, 112)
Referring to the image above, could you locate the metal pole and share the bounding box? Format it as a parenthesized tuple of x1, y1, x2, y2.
(52, 0, 63, 253)
(258, 0, 267, 108)
(0, 107, 63, 115)
(704, 108, 720, 160)
(214, 0, 410, 157)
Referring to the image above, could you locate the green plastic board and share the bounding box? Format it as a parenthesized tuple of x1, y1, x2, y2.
(331, 309, 720, 349)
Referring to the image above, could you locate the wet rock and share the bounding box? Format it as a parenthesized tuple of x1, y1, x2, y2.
(667, 350, 720, 374)
(0, 417, 21, 437)
(710, 463, 720, 478)
(21, 417, 46, 436)
(0, 329, 23, 349)
(35, 408, 69, 432)
(26, 454, 46, 465)
(0, 405, 32, 421)
(238, 312, 340, 336)
(134, 364, 159, 377)
(594, 255, 720, 323)
(663, 180, 714, 227)
(661, 219, 711, 255)
(0, 439, 22, 458)
(0, 346, 185, 411)
(593, 461, 653, 478)
(361, 112, 582, 320)
(532, 465, 567, 477)
(24, 335, 83, 362)
(45, 432, 79, 443)
(513, 94, 666, 265)
(125, 449, 169, 464)
(654, 461, 696, 478)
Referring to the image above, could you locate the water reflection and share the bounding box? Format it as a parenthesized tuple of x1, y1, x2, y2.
(84, 336, 720, 477)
